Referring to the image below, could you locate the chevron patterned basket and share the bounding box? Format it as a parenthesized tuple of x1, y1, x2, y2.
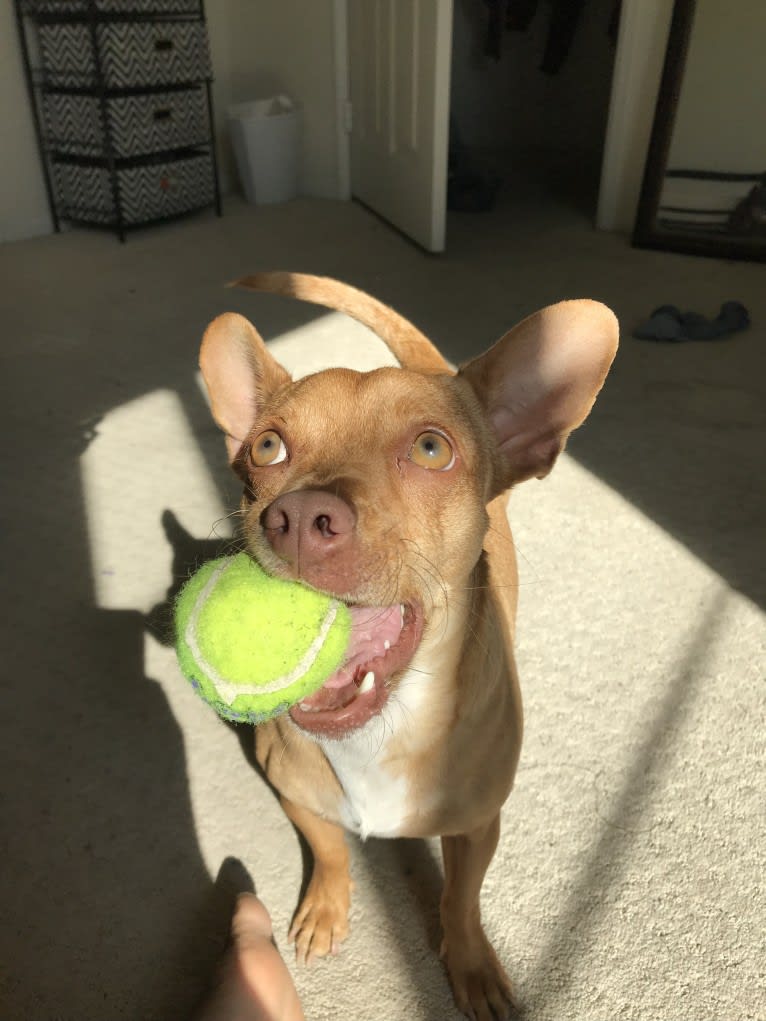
(53, 151, 214, 225)
(24, 1, 200, 13)
(38, 20, 211, 88)
(42, 87, 209, 158)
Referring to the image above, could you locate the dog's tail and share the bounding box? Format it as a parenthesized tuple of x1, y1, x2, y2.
(231, 271, 451, 374)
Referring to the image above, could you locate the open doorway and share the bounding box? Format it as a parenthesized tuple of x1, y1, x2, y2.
(448, 0, 620, 218)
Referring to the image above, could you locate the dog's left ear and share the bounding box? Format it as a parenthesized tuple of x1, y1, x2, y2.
(200, 312, 292, 462)
(459, 300, 618, 493)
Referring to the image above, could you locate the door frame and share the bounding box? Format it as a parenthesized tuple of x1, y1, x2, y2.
(333, 0, 352, 201)
(336, 0, 663, 234)
(596, 0, 674, 232)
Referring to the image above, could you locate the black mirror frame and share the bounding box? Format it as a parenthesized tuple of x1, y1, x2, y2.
(633, 0, 766, 263)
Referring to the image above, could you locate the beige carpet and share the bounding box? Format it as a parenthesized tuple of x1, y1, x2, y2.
(1, 190, 764, 1021)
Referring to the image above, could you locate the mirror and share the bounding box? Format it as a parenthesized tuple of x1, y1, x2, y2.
(633, 0, 766, 262)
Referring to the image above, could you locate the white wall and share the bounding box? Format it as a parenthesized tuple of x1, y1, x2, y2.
(207, 0, 342, 200)
(596, 0, 672, 232)
(0, 3, 53, 242)
(668, 0, 766, 173)
(1, 0, 342, 242)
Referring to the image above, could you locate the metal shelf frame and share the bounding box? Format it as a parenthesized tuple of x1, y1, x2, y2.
(15, 0, 222, 241)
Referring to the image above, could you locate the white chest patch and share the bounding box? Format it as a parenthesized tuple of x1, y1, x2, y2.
(317, 664, 434, 840)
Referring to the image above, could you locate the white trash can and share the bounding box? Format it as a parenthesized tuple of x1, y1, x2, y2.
(228, 95, 301, 205)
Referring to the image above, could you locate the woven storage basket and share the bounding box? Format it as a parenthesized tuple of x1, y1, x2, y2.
(43, 87, 208, 158)
(38, 20, 211, 88)
(25, 1, 200, 14)
(53, 152, 214, 225)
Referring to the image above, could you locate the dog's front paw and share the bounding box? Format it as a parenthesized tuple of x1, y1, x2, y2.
(441, 928, 517, 1021)
(288, 868, 351, 965)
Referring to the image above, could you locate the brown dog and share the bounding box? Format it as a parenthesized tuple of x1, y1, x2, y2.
(199, 273, 618, 1019)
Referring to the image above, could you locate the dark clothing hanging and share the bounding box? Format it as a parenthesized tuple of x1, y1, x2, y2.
(539, 0, 586, 74)
(505, 0, 537, 31)
(483, 0, 587, 73)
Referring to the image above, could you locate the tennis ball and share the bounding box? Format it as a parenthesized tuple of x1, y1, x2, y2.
(175, 552, 351, 724)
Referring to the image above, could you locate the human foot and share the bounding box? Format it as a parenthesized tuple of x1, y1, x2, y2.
(193, 893, 304, 1021)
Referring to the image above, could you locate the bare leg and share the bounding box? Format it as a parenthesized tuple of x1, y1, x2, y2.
(193, 893, 304, 1021)
(441, 816, 515, 1020)
(281, 796, 353, 964)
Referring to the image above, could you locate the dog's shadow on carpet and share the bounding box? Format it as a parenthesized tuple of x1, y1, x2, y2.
(145, 508, 240, 646)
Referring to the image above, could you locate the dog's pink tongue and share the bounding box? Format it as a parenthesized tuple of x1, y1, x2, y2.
(296, 605, 404, 714)
(321, 604, 404, 689)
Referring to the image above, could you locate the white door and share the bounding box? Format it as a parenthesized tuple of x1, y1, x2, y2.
(347, 0, 453, 252)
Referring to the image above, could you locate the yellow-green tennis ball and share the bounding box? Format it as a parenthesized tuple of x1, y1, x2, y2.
(175, 553, 351, 724)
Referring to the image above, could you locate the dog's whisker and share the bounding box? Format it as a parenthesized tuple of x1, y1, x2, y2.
(276, 730, 294, 767)
(485, 519, 540, 578)
(398, 540, 449, 612)
(463, 625, 492, 662)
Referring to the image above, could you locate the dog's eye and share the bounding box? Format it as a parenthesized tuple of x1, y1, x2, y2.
(251, 430, 287, 466)
(409, 431, 455, 471)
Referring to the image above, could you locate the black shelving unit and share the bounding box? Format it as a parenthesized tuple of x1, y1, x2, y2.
(15, 0, 222, 241)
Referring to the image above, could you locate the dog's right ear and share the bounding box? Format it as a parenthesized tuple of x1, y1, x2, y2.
(459, 300, 618, 495)
(199, 312, 292, 462)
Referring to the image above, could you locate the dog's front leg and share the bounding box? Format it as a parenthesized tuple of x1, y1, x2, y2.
(282, 796, 352, 964)
(440, 816, 515, 1020)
